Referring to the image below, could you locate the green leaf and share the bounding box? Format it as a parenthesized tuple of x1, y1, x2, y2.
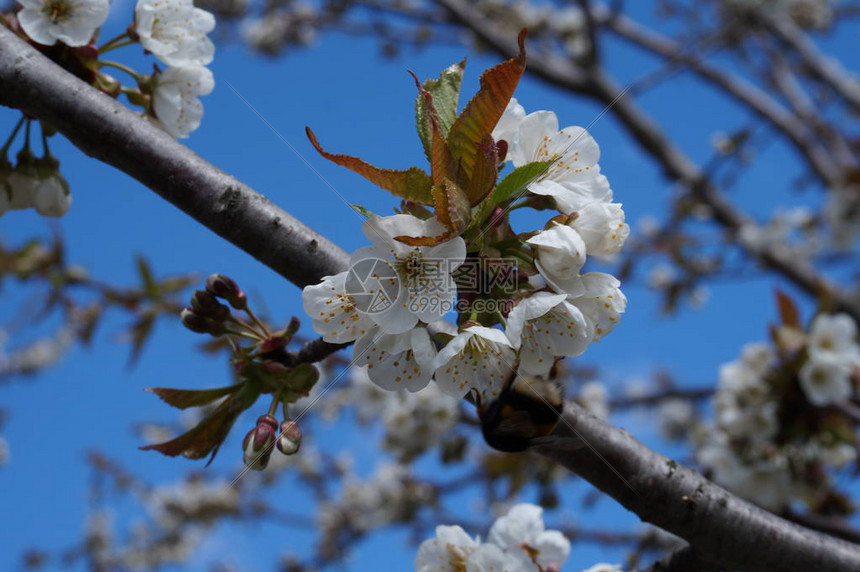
(140, 380, 261, 463)
(136, 255, 158, 298)
(415, 59, 466, 162)
(145, 383, 243, 410)
(472, 160, 552, 228)
(127, 312, 156, 367)
(351, 204, 377, 218)
(306, 127, 434, 205)
(447, 30, 527, 192)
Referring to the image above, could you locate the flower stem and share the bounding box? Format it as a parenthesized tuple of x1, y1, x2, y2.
(1, 116, 25, 157)
(244, 307, 271, 338)
(40, 123, 51, 158)
(99, 33, 131, 54)
(98, 60, 142, 82)
(226, 315, 267, 340)
(268, 389, 283, 417)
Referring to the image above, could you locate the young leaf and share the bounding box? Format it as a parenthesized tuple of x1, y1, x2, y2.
(145, 383, 243, 410)
(464, 134, 501, 206)
(471, 160, 552, 229)
(396, 178, 471, 246)
(415, 59, 466, 161)
(140, 380, 261, 462)
(306, 127, 434, 205)
(775, 289, 802, 329)
(447, 29, 527, 190)
(410, 71, 456, 187)
(137, 255, 158, 298)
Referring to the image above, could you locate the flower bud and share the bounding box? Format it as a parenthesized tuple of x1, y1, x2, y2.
(180, 307, 224, 336)
(276, 419, 302, 455)
(242, 414, 278, 470)
(206, 274, 247, 310)
(191, 290, 230, 322)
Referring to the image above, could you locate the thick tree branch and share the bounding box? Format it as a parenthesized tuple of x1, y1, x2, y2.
(0, 25, 350, 290)
(3, 22, 860, 572)
(534, 403, 860, 572)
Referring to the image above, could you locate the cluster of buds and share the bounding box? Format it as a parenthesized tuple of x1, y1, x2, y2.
(143, 273, 319, 467)
(179, 274, 246, 336)
(241, 414, 302, 470)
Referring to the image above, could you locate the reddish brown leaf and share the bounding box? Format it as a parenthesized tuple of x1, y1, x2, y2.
(140, 381, 260, 462)
(306, 127, 434, 205)
(447, 29, 526, 194)
(409, 71, 457, 187)
(396, 179, 471, 246)
(774, 289, 801, 329)
(465, 134, 500, 206)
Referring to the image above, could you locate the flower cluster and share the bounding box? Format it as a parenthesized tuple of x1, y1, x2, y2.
(695, 312, 860, 511)
(3, 0, 216, 216)
(415, 503, 576, 572)
(722, 0, 834, 30)
(302, 45, 628, 423)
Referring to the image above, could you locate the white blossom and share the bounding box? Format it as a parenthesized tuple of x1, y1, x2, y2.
(505, 291, 593, 376)
(526, 224, 586, 298)
(799, 352, 853, 406)
(353, 325, 436, 392)
(577, 381, 609, 420)
(581, 565, 624, 572)
(135, 0, 216, 67)
(415, 525, 480, 571)
(567, 272, 626, 341)
(152, 65, 215, 139)
(492, 97, 526, 151)
(487, 504, 570, 570)
(433, 326, 516, 399)
(17, 0, 109, 47)
(807, 313, 860, 363)
(5, 171, 37, 210)
(301, 272, 374, 343)
(33, 173, 71, 217)
(568, 202, 629, 259)
(350, 214, 466, 334)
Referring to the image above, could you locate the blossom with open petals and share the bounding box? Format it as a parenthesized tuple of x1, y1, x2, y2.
(506, 292, 593, 376)
(568, 272, 626, 341)
(807, 313, 860, 362)
(492, 97, 526, 152)
(415, 525, 479, 571)
(152, 65, 214, 138)
(487, 503, 571, 570)
(799, 352, 853, 406)
(301, 272, 374, 343)
(350, 214, 466, 334)
(17, 0, 109, 47)
(353, 325, 436, 392)
(135, 0, 215, 67)
(526, 224, 586, 298)
(433, 326, 516, 399)
(568, 201, 629, 259)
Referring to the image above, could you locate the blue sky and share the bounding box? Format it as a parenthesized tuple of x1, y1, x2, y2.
(1, 1, 857, 570)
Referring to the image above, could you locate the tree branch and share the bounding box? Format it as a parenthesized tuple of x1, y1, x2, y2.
(534, 402, 860, 572)
(0, 25, 350, 290)
(3, 22, 860, 572)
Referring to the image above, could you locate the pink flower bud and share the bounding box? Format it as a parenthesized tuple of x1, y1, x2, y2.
(276, 420, 302, 455)
(242, 414, 278, 470)
(206, 274, 247, 310)
(191, 289, 230, 322)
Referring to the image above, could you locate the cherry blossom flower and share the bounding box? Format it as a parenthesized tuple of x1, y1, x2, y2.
(492, 97, 526, 151)
(33, 172, 71, 217)
(799, 352, 853, 406)
(353, 325, 436, 392)
(152, 65, 215, 139)
(567, 272, 627, 341)
(17, 0, 109, 47)
(568, 201, 630, 259)
(466, 543, 529, 571)
(415, 525, 479, 571)
(526, 224, 587, 298)
(505, 291, 593, 376)
(301, 272, 374, 343)
(135, 0, 215, 67)
(350, 214, 466, 334)
(487, 503, 570, 570)
(433, 326, 516, 399)
(807, 313, 860, 362)
(507, 110, 608, 212)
